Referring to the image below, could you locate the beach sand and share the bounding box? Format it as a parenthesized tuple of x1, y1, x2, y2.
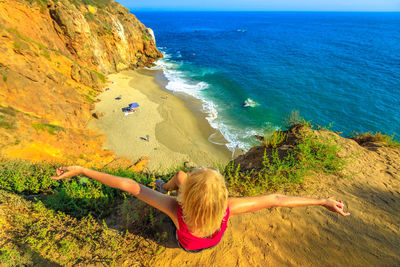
(87, 69, 232, 171)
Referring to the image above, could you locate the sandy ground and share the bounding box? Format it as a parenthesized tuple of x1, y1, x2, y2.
(87, 70, 232, 171)
(152, 138, 400, 266)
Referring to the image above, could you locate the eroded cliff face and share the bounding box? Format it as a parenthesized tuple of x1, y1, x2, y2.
(0, 0, 162, 166)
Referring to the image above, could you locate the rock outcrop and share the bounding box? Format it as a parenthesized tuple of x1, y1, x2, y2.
(0, 0, 162, 166)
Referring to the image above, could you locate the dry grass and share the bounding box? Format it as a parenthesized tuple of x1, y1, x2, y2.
(351, 132, 400, 148)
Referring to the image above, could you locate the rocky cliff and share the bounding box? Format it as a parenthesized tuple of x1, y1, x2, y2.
(0, 0, 162, 166)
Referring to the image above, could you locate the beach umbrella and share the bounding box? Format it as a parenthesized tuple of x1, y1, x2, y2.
(129, 102, 139, 108)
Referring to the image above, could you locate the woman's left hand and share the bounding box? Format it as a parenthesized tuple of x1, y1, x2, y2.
(322, 199, 350, 216)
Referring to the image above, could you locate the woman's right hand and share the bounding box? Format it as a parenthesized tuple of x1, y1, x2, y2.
(50, 166, 84, 180)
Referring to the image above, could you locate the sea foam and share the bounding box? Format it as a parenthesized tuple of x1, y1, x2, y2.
(148, 51, 257, 152)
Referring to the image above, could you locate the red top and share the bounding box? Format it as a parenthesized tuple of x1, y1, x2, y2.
(176, 204, 230, 250)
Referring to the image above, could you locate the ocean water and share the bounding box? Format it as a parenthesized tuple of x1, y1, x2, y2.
(135, 11, 400, 151)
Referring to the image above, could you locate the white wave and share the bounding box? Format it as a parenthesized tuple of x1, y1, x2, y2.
(150, 53, 260, 152)
(242, 98, 259, 108)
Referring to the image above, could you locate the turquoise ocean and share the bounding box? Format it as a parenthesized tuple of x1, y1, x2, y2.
(135, 11, 400, 151)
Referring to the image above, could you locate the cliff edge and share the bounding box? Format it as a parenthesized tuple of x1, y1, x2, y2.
(0, 0, 162, 166)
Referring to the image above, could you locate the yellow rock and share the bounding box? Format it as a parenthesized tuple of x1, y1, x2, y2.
(116, 62, 128, 72)
(130, 157, 149, 172)
(88, 5, 97, 14)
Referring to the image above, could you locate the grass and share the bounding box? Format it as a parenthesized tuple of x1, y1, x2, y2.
(2, 75, 6, 82)
(225, 124, 346, 195)
(0, 107, 16, 130)
(264, 126, 286, 148)
(351, 132, 400, 148)
(0, 158, 180, 218)
(0, 159, 59, 194)
(83, 94, 95, 103)
(0, 115, 16, 130)
(32, 123, 64, 135)
(82, 0, 111, 8)
(142, 35, 149, 41)
(104, 23, 113, 35)
(84, 12, 97, 23)
(92, 70, 106, 83)
(0, 159, 175, 265)
(0, 191, 160, 266)
(13, 42, 21, 51)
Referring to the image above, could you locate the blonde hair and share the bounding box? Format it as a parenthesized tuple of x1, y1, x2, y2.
(178, 167, 228, 237)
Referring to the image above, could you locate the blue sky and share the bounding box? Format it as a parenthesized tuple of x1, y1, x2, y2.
(115, 0, 400, 11)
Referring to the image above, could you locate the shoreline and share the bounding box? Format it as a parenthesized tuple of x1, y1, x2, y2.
(87, 69, 233, 171)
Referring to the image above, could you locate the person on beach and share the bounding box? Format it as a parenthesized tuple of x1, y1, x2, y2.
(51, 166, 350, 253)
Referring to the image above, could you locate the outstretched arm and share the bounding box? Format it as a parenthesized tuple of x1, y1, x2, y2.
(228, 194, 350, 216)
(51, 166, 178, 224)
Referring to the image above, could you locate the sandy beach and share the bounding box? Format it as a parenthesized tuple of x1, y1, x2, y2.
(87, 69, 232, 171)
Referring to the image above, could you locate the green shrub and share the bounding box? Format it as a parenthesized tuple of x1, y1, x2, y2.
(0, 159, 179, 218)
(0, 159, 59, 194)
(142, 35, 149, 41)
(0, 191, 159, 266)
(13, 42, 21, 51)
(32, 123, 64, 135)
(0, 245, 23, 267)
(0, 160, 178, 265)
(225, 126, 346, 195)
(45, 178, 121, 218)
(104, 23, 112, 35)
(264, 127, 286, 148)
(84, 12, 96, 22)
(83, 94, 94, 103)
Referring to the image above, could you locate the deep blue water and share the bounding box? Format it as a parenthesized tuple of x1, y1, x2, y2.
(135, 11, 400, 150)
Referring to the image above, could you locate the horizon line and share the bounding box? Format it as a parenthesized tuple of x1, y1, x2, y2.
(130, 9, 400, 12)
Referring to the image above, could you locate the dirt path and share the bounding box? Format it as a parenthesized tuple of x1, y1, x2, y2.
(152, 138, 400, 266)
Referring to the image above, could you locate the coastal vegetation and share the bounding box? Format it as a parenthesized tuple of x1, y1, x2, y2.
(351, 132, 400, 148)
(0, 114, 351, 265)
(2, 121, 398, 265)
(0, 159, 173, 266)
(32, 123, 65, 135)
(226, 120, 347, 195)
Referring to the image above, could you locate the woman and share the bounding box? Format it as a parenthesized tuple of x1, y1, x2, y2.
(51, 166, 350, 253)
